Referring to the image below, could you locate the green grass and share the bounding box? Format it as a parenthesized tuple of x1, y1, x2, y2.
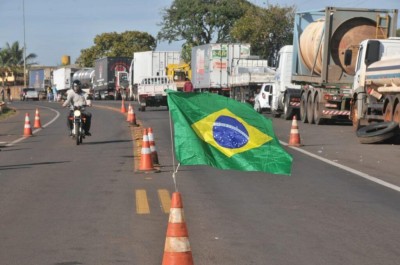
(0, 106, 17, 120)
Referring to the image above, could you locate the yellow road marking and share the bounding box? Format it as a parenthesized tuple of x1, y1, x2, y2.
(136, 189, 150, 214)
(158, 189, 171, 214)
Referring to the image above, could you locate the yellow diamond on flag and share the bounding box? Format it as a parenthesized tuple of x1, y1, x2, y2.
(191, 109, 272, 157)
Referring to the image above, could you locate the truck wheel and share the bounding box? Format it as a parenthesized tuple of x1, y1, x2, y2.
(351, 99, 361, 131)
(306, 94, 314, 124)
(393, 104, 400, 125)
(313, 95, 324, 125)
(282, 97, 292, 120)
(356, 122, 399, 144)
(300, 94, 308, 123)
(384, 102, 393, 121)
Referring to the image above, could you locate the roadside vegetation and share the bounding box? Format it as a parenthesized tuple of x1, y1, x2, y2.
(0, 105, 16, 121)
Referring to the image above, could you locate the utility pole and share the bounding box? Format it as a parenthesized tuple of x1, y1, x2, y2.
(23, 0, 27, 86)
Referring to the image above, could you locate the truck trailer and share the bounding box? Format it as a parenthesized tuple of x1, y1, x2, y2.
(93, 57, 132, 100)
(292, 7, 397, 125)
(53, 67, 79, 91)
(190, 43, 275, 100)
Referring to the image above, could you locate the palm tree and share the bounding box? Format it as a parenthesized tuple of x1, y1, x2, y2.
(0, 41, 37, 85)
(0, 49, 11, 87)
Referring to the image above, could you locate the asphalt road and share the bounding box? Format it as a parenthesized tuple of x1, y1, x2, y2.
(0, 100, 399, 265)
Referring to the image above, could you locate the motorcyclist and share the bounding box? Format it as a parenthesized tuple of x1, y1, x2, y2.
(62, 80, 92, 136)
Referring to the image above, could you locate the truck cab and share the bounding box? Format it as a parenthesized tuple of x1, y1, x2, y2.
(350, 38, 400, 128)
(254, 83, 273, 113)
(271, 45, 301, 119)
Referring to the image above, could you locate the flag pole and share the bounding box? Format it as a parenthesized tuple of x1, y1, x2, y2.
(168, 107, 179, 192)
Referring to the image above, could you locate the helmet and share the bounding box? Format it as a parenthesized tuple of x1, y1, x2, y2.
(72, 80, 82, 93)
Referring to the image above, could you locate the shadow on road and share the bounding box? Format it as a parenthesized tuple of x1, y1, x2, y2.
(0, 161, 70, 171)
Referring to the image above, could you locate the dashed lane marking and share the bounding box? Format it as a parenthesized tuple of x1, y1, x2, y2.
(158, 189, 171, 214)
(136, 189, 150, 214)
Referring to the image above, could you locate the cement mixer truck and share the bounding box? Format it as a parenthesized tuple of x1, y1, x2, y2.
(349, 37, 400, 143)
(291, 7, 397, 125)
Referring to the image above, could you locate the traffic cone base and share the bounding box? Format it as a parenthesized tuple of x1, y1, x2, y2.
(162, 192, 194, 265)
(288, 116, 302, 147)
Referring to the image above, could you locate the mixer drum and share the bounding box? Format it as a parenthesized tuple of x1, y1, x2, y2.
(299, 17, 377, 75)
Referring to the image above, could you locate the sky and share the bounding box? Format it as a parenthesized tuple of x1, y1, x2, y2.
(1, 0, 399, 66)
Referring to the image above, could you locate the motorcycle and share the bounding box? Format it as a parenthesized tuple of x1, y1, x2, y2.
(69, 106, 86, 145)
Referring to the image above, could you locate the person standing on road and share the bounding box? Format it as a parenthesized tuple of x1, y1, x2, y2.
(52, 85, 58, 102)
(6, 86, 11, 102)
(183, 77, 193, 92)
(1, 88, 4, 101)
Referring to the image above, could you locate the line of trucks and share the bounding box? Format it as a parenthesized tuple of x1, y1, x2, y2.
(29, 6, 399, 143)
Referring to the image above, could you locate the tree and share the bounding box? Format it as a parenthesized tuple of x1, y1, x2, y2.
(0, 41, 37, 86)
(230, 4, 295, 64)
(76, 31, 157, 67)
(397, 29, 400, 37)
(157, 0, 252, 59)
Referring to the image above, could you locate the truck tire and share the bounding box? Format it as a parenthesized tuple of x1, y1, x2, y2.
(356, 122, 399, 144)
(300, 94, 308, 123)
(393, 104, 400, 124)
(351, 99, 361, 131)
(282, 97, 292, 120)
(384, 102, 393, 121)
(313, 94, 324, 125)
(306, 94, 314, 124)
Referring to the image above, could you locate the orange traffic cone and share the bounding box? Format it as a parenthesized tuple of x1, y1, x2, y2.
(23, 113, 32, 137)
(147, 128, 159, 165)
(162, 192, 194, 265)
(126, 104, 132, 122)
(138, 129, 155, 171)
(288, 115, 302, 147)
(33, 108, 42, 128)
(121, 99, 127, 113)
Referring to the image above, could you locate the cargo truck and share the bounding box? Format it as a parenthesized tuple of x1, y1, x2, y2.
(253, 45, 301, 119)
(93, 57, 132, 100)
(29, 67, 53, 93)
(190, 43, 274, 100)
(53, 67, 79, 91)
(292, 7, 397, 125)
(191, 43, 252, 96)
(128, 51, 180, 100)
(349, 37, 400, 143)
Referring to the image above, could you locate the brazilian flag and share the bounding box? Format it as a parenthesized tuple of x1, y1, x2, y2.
(167, 91, 293, 175)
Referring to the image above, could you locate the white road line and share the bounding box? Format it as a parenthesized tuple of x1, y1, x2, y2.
(280, 140, 400, 193)
(5, 106, 60, 147)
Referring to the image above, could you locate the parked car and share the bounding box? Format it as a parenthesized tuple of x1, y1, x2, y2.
(20, 88, 39, 101)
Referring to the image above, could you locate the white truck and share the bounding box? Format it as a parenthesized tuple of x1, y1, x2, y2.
(349, 37, 400, 143)
(128, 51, 180, 100)
(53, 67, 79, 91)
(253, 45, 301, 119)
(136, 76, 177, 111)
(229, 56, 275, 104)
(292, 7, 397, 125)
(190, 43, 275, 101)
